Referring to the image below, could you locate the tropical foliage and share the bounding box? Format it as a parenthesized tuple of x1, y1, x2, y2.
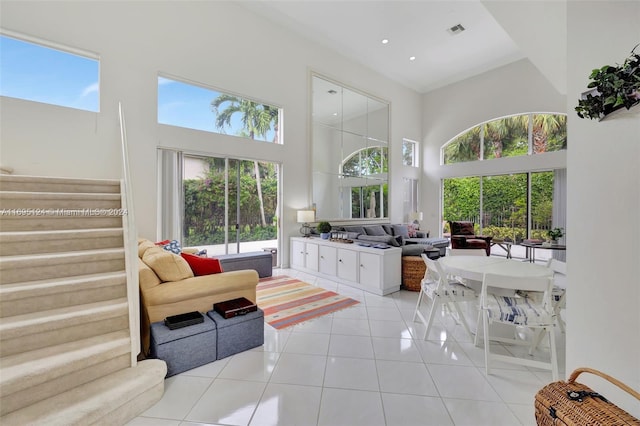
(443, 171, 555, 242)
(443, 113, 566, 164)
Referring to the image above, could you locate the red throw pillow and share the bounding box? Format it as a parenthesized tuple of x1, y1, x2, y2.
(155, 239, 170, 246)
(180, 253, 224, 276)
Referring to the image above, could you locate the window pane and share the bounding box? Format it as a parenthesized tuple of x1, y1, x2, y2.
(483, 116, 529, 160)
(481, 174, 528, 244)
(442, 177, 480, 234)
(402, 139, 418, 167)
(443, 126, 481, 164)
(532, 114, 567, 153)
(0, 35, 99, 112)
(158, 76, 281, 143)
(530, 171, 554, 239)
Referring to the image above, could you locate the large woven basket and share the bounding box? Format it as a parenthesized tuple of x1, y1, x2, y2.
(535, 367, 640, 425)
(401, 256, 426, 291)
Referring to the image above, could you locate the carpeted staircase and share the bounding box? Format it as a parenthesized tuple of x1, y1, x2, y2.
(0, 174, 166, 425)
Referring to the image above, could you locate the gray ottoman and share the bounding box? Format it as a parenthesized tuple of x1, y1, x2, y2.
(207, 309, 264, 359)
(217, 251, 273, 278)
(150, 314, 217, 377)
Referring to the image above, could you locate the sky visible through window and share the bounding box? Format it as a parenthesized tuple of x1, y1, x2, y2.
(0, 35, 99, 112)
(158, 77, 277, 143)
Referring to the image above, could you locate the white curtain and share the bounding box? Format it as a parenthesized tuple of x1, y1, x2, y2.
(552, 168, 567, 261)
(157, 148, 183, 242)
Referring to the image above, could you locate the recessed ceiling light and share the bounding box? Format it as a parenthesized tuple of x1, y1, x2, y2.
(332, 112, 338, 116)
(447, 24, 466, 35)
(409, 56, 416, 61)
(381, 39, 389, 44)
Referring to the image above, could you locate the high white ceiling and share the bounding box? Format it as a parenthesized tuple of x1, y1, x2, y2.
(241, 0, 566, 95)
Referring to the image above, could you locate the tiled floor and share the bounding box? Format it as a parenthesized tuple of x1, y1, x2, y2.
(129, 268, 565, 426)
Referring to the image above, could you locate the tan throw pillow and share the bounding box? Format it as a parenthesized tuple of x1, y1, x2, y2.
(138, 239, 156, 258)
(142, 246, 194, 282)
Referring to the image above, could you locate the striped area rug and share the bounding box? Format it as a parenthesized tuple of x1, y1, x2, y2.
(257, 275, 360, 329)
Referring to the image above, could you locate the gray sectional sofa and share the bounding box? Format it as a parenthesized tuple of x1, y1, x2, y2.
(336, 224, 449, 257)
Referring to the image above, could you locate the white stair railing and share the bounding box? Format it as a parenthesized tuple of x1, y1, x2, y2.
(119, 102, 140, 365)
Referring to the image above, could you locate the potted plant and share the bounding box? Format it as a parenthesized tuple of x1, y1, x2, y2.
(547, 227, 564, 243)
(575, 45, 640, 120)
(317, 221, 332, 239)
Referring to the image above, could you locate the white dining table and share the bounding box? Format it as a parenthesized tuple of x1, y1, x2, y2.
(438, 255, 552, 283)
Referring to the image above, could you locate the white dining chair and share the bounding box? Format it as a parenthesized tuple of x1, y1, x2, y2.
(412, 254, 476, 340)
(474, 273, 559, 380)
(546, 258, 567, 332)
(447, 248, 487, 256)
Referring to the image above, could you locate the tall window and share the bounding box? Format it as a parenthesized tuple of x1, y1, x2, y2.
(442, 113, 566, 164)
(402, 139, 419, 167)
(443, 170, 562, 259)
(158, 76, 282, 144)
(0, 33, 99, 112)
(341, 146, 388, 218)
(159, 149, 280, 257)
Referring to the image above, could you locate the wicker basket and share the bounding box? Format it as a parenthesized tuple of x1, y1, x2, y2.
(535, 367, 640, 425)
(401, 256, 426, 291)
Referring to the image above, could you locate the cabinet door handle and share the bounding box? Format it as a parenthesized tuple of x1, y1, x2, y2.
(360, 264, 364, 268)
(339, 259, 343, 263)
(320, 255, 324, 259)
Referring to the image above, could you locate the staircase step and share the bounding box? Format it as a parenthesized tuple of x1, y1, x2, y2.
(0, 191, 122, 209)
(0, 175, 120, 193)
(0, 214, 123, 231)
(0, 331, 132, 415)
(0, 271, 127, 317)
(0, 228, 124, 256)
(0, 248, 125, 284)
(0, 359, 166, 425)
(0, 299, 129, 357)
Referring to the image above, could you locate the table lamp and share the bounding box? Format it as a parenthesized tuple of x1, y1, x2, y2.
(410, 211, 423, 228)
(297, 210, 315, 237)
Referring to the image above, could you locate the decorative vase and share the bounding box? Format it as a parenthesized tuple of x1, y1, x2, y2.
(321, 232, 330, 240)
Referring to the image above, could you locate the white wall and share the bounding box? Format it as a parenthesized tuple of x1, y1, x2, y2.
(566, 1, 640, 416)
(421, 58, 566, 236)
(0, 1, 421, 266)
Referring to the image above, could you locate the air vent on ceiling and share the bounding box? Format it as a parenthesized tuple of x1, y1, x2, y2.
(448, 24, 465, 35)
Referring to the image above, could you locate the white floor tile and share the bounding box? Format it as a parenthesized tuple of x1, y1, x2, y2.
(508, 402, 538, 426)
(217, 350, 280, 382)
(372, 336, 423, 362)
(415, 340, 475, 366)
(324, 356, 379, 391)
(249, 383, 322, 426)
(443, 398, 522, 426)
(318, 388, 385, 426)
(140, 375, 213, 420)
(366, 306, 403, 321)
(134, 285, 567, 426)
(332, 305, 368, 320)
(484, 368, 546, 404)
(270, 353, 327, 386)
(376, 359, 439, 396)
(126, 417, 181, 426)
(185, 378, 266, 425)
(290, 315, 333, 334)
(381, 393, 454, 426)
(369, 319, 412, 339)
(180, 357, 230, 378)
(428, 364, 502, 401)
(330, 317, 371, 336)
(328, 334, 374, 359)
(283, 331, 330, 355)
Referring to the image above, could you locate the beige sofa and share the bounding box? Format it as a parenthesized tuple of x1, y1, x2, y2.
(137, 239, 259, 355)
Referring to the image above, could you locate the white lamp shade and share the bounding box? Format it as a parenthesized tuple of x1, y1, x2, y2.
(297, 210, 315, 223)
(411, 211, 423, 221)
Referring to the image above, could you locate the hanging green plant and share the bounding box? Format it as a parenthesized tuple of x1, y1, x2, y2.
(575, 44, 640, 120)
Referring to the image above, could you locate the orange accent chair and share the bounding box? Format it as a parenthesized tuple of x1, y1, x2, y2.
(448, 221, 493, 256)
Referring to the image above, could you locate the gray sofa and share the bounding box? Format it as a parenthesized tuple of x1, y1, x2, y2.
(338, 224, 449, 257)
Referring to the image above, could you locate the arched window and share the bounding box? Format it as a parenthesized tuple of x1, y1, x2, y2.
(340, 146, 388, 218)
(441, 113, 566, 165)
(341, 146, 388, 177)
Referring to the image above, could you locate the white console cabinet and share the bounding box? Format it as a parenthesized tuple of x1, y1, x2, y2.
(290, 237, 401, 295)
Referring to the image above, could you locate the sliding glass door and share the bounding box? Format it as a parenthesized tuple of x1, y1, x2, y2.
(182, 154, 279, 258)
(442, 170, 564, 261)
